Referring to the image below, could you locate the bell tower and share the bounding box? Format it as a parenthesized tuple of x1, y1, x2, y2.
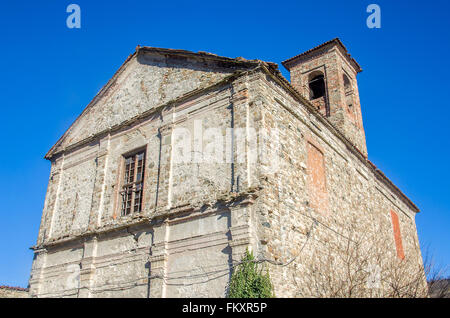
(282, 38, 367, 156)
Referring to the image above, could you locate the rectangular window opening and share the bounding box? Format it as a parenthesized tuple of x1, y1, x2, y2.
(121, 150, 146, 216)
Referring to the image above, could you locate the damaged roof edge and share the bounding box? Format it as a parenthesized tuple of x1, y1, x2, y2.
(45, 47, 277, 160)
(44, 50, 138, 160)
(282, 38, 362, 73)
(137, 46, 277, 68)
(0, 285, 29, 291)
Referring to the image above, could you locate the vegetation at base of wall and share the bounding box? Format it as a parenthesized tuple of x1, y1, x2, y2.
(227, 249, 274, 298)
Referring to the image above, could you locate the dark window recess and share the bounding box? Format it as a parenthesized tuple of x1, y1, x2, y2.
(309, 75, 326, 100)
(121, 151, 145, 216)
(343, 74, 352, 93)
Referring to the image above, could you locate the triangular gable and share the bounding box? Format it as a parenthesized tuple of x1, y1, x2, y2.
(46, 47, 261, 159)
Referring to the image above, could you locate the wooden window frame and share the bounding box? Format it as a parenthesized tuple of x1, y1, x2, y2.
(119, 148, 146, 217)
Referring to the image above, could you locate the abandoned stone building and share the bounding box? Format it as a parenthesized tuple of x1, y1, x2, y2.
(29, 38, 426, 297)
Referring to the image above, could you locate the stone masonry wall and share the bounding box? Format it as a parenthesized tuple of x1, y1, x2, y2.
(287, 46, 367, 156)
(249, 71, 425, 297)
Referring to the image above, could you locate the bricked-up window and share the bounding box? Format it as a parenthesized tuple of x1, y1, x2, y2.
(306, 141, 329, 214)
(343, 74, 354, 110)
(343, 74, 352, 93)
(121, 150, 146, 216)
(390, 210, 405, 259)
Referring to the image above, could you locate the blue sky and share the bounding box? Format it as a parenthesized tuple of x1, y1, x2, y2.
(0, 1, 449, 287)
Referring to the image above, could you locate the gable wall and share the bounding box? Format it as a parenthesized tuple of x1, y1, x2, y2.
(53, 52, 249, 154)
(30, 73, 257, 297)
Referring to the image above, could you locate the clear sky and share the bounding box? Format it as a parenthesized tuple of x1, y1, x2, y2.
(1, 0, 449, 288)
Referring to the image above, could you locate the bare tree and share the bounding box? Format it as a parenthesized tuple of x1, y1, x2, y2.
(424, 249, 450, 298)
(289, 215, 447, 298)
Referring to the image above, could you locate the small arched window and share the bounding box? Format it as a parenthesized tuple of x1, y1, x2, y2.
(308, 72, 325, 100)
(343, 73, 354, 112)
(343, 74, 352, 93)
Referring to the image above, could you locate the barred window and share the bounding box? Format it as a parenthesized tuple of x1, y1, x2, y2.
(121, 150, 145, 216)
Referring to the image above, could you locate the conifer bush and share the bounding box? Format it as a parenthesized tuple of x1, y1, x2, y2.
(227, 249, 274, 298)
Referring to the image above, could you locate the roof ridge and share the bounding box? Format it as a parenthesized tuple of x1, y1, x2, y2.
(0, 285, 29, 291)
(282, 38, 362, 73)
(138, 46, 262, 64)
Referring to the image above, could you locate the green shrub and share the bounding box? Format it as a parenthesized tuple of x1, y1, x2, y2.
(227, 249, 274, 298)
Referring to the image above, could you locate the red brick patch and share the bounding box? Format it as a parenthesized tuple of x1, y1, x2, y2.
(390, 210, 405, 260)
(306, 140, 329, 215)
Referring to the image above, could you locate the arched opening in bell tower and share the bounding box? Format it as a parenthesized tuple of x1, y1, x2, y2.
(308, 72, 326, 100)
(308, 71, 328, 116)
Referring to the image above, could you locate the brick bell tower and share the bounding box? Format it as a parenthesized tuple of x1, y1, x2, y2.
(282, 38, 367, 156)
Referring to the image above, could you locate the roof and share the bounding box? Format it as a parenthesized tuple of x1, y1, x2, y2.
(0, 285, 28, 292)
(282, 38, 362, 73)
(137, 46, 278, 69)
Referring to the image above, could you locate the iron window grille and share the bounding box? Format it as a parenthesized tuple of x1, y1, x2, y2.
(120, 150, 145, 216)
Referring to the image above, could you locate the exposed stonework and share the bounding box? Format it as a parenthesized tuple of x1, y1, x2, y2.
(282, 38, 367, 156)
(29, 40, 425, 298)
(0, 286, 29, 298)
(251, 68, 424, 296)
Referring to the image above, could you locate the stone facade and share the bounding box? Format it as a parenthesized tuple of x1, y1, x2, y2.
(29, 40, 425, 298)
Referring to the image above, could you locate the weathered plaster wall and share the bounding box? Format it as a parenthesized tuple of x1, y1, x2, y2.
(53, 51, 249, 154)
(30, 69, 255, 297)
(164, 210, 232, 297)
(50, 151, 97, 238)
